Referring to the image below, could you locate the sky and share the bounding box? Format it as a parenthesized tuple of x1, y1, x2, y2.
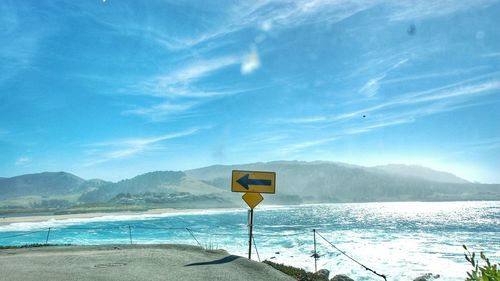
(1, 0, 499, 183)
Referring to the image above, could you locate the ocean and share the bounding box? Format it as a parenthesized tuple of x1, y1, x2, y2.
(1, 201, 499, 281)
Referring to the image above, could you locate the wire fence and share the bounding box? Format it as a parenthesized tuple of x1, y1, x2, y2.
(0, 225, 388, 280)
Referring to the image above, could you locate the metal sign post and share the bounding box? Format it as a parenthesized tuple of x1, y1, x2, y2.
(242, 192, 263, 259)
(248, 208, 254, 259)
(231, 170, 276, 260)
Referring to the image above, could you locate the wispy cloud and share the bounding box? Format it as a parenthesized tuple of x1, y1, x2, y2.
(342, 77, 500, 123)
(118, 0, 496, 122)
(271, 116, 328, 124)
(277, 76, 500, 128)
(276, 137, 338, 155)
(123, 101, 200, 121)
(273, 77, 500, 155)
(458, 137, 500, 151)
(39, 0, 496, 55)
(386, 0, 498, 21)
(84, 128, 206, 166)
(359, 58, 408, 97)
(275, 115, 414, 156)
(151, 0, 374, 50)
(127, 56, 244, 121)
(349, 117, 414, 134)
(382, 66, 487, 85)
(140, 56, 240, 98)
(152, 0, 497, 50)
(410, 80, 500, 103)
(128, 49, 274, 121)
(15, 157, 32, 166)
(0, 2, 44, 83)
(359, 77, 383, 98)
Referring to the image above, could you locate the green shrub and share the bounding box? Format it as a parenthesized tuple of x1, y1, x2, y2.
(263, 260, 328, 281)
(463, 245, 500, 281)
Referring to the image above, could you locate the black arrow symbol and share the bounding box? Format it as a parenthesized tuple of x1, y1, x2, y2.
(237, 174, 272, 190)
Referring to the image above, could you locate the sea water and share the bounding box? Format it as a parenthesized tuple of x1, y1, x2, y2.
(1, 201, 499, 281)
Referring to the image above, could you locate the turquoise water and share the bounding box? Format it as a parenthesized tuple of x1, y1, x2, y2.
(1, 201, 499, 280)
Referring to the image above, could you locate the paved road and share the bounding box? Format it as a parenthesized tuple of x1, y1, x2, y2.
(0, 244, 295, 281)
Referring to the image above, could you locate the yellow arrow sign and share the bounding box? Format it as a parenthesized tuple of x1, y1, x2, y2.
(242, 192, 264, 209)
(232, 170, 276, 193)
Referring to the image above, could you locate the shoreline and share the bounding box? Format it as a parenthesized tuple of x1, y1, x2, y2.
(0, 207, 239, 227)
(2, 200, 498, 227)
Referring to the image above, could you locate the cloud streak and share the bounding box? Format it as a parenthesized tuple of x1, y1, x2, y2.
(458, 137, 500, 152)
(338, 77, 500, 123)
(273, 77, 500, 155)
(15, 157, 32, 166)
(0, 2, 45, 84)
(120, 0, 497, 122)
(127, 56, 243, 121)
(139, 56, 240, 98)
(147, 0, 377, 50)
(387, 0, 498, 21)
(359, 58, 409, 97)
(84, 128, 205, 166)
(123, 101, 200, 121)
(149, 0, 497, 50)
(128, 51, 271, 121)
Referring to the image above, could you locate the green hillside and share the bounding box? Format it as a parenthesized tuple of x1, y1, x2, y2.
(1, 161, 499, 215)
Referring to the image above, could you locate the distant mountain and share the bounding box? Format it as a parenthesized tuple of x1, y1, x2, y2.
(2, 161, 499, 212)
(79, 171, 229, 203)
(0, 172, 91, 200)
(186, 161, 500, 202)
(370, 164, 469, 184)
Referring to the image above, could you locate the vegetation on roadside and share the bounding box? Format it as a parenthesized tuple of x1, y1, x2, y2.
(263, 260, 328, 281)
(0, 243, 71, 249)
(464, 245, 500, 281)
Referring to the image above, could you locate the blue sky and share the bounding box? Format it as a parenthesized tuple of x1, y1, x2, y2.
(1, 0, 499, 183)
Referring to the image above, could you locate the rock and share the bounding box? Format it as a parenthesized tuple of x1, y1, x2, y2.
(316, 269, 330, 279)
(330, 274, 354, 281)
(414, 273, 440, 281)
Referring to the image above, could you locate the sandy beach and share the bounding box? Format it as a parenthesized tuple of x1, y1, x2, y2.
(0, 207, 238, 226)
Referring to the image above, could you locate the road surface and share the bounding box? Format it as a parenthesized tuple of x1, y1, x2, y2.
(0, 244, 295, 281)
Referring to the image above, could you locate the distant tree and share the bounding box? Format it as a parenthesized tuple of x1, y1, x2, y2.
(32, 199, 72, 209)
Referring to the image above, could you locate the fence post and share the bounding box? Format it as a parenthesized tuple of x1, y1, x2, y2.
(186, 228, 203, 248)
(313, 229, 317, 273)
(252, 235, 261, 262)
(128, 225, 133, 245)
(45, 227, 51, 244)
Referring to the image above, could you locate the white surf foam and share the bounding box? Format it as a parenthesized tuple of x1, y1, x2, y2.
(0, 208, 243, 232)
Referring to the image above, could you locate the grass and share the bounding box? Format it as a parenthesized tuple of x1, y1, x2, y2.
(263, 260, 328, 281)
(203, 240, 220, 251)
